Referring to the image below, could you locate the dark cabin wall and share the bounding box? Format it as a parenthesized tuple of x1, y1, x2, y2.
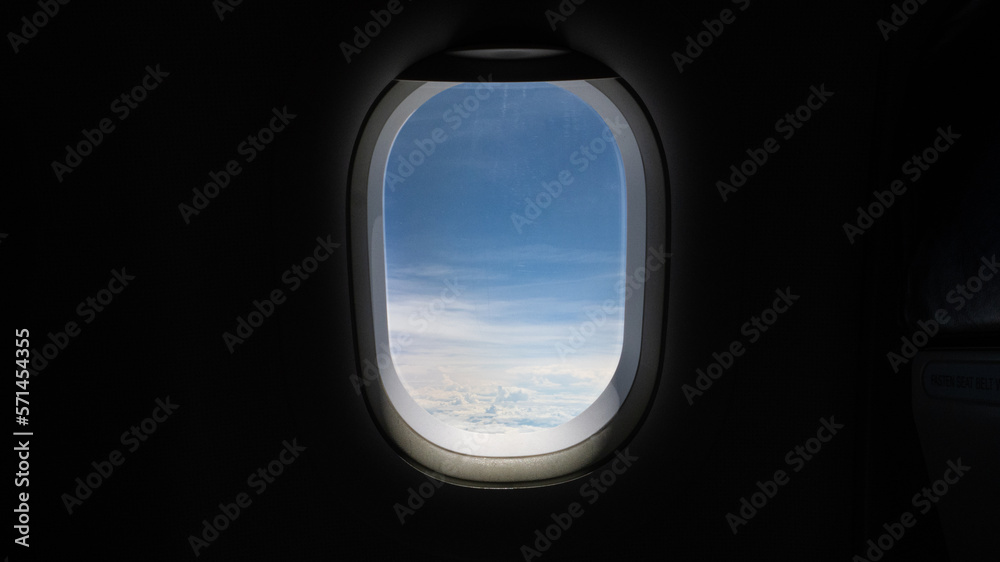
(7, 0, 994, 559)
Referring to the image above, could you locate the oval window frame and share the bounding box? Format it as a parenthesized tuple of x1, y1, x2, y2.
(349, 47, 668, 487)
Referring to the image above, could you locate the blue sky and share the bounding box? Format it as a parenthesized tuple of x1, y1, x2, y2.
(383, 82, 627, 433)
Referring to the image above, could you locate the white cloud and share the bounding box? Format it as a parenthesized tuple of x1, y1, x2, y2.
(385, 250, 625, 433)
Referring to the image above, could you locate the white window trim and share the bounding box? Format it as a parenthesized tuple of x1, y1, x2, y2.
(350, 75, 666, 486)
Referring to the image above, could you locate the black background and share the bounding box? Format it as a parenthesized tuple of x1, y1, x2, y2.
(5, 0, 998, 560)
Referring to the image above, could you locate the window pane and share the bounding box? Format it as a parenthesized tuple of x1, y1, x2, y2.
(383, 82, 626, 434)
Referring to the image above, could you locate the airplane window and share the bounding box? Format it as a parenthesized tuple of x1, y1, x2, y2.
(350, 48, 665, 485)
(382, 82, 627, 435)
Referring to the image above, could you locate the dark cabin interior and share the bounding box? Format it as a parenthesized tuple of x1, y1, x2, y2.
(7, 0, 998, 560)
